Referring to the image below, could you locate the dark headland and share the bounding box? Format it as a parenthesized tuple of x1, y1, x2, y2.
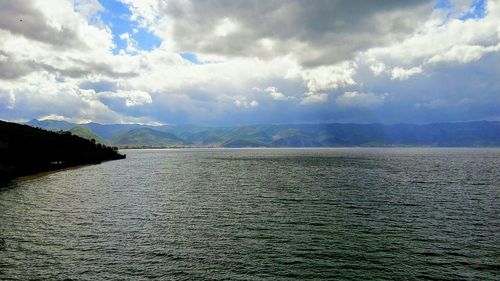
(0, 120, 125, 183)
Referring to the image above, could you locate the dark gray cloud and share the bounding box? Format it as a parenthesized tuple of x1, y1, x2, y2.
(162, 0, 433, 66)
(0, 51, 37, 79)
(0, 51, 136, 81)
(0, 0, 84, 48)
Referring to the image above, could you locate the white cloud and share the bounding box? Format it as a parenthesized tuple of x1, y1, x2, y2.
(74, 0, 104, 19)
(369, 61, 386, 76)
(258, 86, 290, 101)
(301, 61, 357, 93)
(366, 0, 500, 71)
(98, 90, 153, 107)
(391, 66, 423, 80)
(259, 38, 276, 51)
(119, 32, 139, 54)
(234, 98, 259, 108)
(214, 18, 239, 37)
(119, 0, 161, 27)
(125, 53, 295, 93)
(119, 33, 129, 40)
(39, 114, 67, 121)
(300, 92, 328, 105)
(427, 44, 500, 64)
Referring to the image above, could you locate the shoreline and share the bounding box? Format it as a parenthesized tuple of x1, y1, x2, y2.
(0, 157, 126, 186)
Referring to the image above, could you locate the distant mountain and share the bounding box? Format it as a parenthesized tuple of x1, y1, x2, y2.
(24, 119, 500, 148)
(112, 128, 189, 147)
(69, 126, 107, 144)
(26, 119, 148, 140)
(26, 119, 75, 131)
(82, 123, 152, 140)
(0, 120, 125, 183)
(221, 138, 268, 148)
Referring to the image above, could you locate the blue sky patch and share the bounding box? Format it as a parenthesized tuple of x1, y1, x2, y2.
(180, 52, 202, 64)
(433, 0, 487, 24)
(459, 0, 487, 20)
(98, 0, 161, 54)
(433, 0, 452, 9)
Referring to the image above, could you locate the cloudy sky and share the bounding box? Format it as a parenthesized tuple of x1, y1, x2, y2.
(0, 0, 498, 125)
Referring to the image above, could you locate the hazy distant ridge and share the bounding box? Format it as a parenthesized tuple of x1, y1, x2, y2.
(25, 120, 500, 148)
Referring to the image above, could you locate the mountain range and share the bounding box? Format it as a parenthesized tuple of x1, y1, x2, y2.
(24, 119, 500, 148)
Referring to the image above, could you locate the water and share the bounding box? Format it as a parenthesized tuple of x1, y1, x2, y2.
(0, 148, 498, 280)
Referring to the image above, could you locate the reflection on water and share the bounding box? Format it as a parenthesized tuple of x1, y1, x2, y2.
(0, 148, 499, 280)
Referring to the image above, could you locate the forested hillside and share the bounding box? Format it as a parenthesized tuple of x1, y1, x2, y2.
(0, 120, 125, 182)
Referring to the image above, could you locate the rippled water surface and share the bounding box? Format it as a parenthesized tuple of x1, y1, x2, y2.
(0, 148, 499, 280)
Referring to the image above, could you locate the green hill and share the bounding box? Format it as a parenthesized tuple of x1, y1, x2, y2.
(69, 126, 107, 144)
(221, 138, 269, 148)
(112, 128, 189, 147)
(25, 119, 75, 131)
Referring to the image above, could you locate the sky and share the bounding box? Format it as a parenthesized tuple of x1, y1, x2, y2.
(0, 0, 499, 125)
